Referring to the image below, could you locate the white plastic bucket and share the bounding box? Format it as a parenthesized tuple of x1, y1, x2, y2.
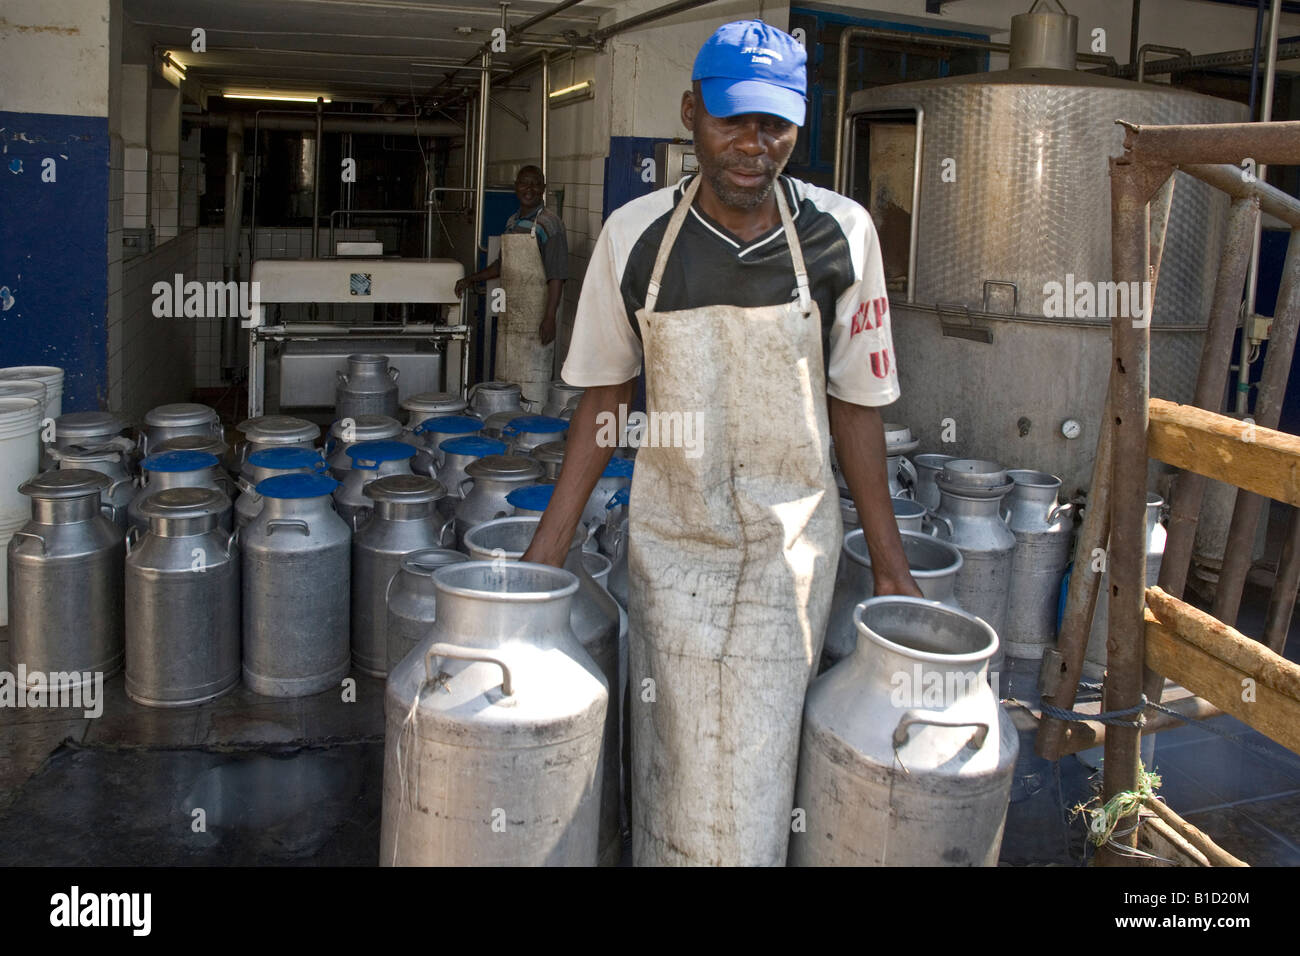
(0, 366, 64, 419)
(0, 397, 44, 521)
(0, 509, 29, 626)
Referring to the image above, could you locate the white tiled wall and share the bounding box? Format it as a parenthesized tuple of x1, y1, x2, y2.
(123, 145, 149, 230)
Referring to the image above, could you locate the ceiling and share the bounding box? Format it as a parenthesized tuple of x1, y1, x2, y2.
(125, 0, 610, 103)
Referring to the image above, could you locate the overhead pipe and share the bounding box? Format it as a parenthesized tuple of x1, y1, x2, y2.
(195, 112, 461, 136)
(221, 113, 245, 379)
(541, 51, 550, 183)
(1116, 36, 1300, 77)
(1136, 44, 1191, 82)
(312, 97, 324, 260)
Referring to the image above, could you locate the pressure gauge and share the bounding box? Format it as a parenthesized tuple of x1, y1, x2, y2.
(1061, 419, 1082, 440)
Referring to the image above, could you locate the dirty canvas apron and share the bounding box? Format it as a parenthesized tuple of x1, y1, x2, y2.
(628, 174, 842, 866)
(497, 221, 554, 408)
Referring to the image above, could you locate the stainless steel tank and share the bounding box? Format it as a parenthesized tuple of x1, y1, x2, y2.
(333, 440, 417, 529)
(129, 451, 235, 533)
(48, 444, 136, 531)
(380, 561, 608, 866)
(846, 69, 1246, 493)
(140, 403, 223, 457)
(790, 596, 1017, 866)
(241, 472, 351, 697)
(1003, 469, 1074, 660)
(822, 528, 963, 669)
(323, 414, 404, 479)
(352, 475, 450, 678)
(125, 487, 240, 707)
(462, 515, 623, 867)
(385, 548, 470, 671)
(454, 455, 544, 549)
(335, 353, 400, 420)
(235, 446, 329, 528)
(7, 470, 124, 688)
(235, 415, 320, 477)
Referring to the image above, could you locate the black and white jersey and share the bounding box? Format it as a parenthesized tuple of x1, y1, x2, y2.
(561, 173, 900, 407)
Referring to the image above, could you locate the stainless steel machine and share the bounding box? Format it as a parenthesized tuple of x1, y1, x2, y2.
(247, 258, 468, 420)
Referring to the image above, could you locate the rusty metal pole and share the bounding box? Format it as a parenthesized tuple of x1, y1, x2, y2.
(1158, 197, 1261, 600)
(1123, 120, 1300, 166)
(1213, 228, 1300, 627)
(1097, 155, 1171, 866)
(1266, 507, 1300, 652)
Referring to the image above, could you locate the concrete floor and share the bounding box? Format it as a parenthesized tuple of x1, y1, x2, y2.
(2, 509, 1299, 865)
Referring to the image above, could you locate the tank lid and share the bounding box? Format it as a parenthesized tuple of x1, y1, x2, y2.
(602, 457, 634, 479)
(155, 434, 228, 455)
(138, 486, 229, 520)
(414, 414, 484, 436)
(402, 391, 468, 413)
(466, 454, 545, 480)
(439, 435, 508, 458)
(249, 446, 326, 470)
(1009, 0, 1079, 70)
(237, 415, 320, 444)
(256, 472, 339, 499)
(347, 440, 417, 468)
(533, 440, 567, 464)
(20, 468, 111, 499)
(56, 411, 128, 438)
(505, 415, 569, 436)
(400, 548, 469, 576)
(365, 473, 446, 504)
(329, 414, 402, 441)
(144, 402, 218, 428)
(143, 450, 220, 473)
(506, 484, 556, 512)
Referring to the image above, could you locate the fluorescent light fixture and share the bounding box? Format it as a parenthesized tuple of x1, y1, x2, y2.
(161, 51, 187, 80)
(223, 92, 333, 103)
(548, 79, 594, 106)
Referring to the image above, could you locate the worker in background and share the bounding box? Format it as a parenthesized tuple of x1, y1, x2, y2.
(455, 165, 568, 365)
(522, 20, 921, 866)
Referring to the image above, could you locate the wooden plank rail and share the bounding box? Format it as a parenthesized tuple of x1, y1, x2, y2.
(1147, 398, 1300, 506)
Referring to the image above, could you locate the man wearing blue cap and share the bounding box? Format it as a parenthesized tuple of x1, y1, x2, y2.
(524, 20, 918, 866)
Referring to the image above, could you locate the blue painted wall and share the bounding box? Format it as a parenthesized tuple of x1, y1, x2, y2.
(603, 136, 677, 221)
(0, 110, 109, 411)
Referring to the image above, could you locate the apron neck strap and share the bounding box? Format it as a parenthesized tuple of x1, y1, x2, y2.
(645, 175, 811, 315)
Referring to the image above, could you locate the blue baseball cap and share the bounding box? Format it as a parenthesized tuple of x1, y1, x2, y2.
(692, 20, 807, 126)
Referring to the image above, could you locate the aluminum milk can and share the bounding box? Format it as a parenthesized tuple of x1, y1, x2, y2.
(125, 487, 240, 707)
(334, 440, 416, 529)
(324, 414, 404, 479)
(463, 516, 622, 867)
(336, 353, 399, 420)
(154, 433, 230, 462)
(839, 493, 941, 534)
(130, 450, 235, 533)
(352, 475, 450, 678)
(502, 415, 569, 455)
(594, 486, 630, 609)
(43, 411, 132, 471)
(434, 436, 507, 519)
(1085, 493, 1166, 679)
(1003, 470, 1074, 660)
(543, 381, 584, 418)
(532, 440, 567, 480)
(49, 444, 137, 530)
(884, 423, 921, 499)
(8, 470, 125, 687)
(242, 472, 351, 697)
(822, 528, 963, 669)
(934, 459, 1016, 675)
(454, 455, 544, 549)
(380, 560, 608, 866)
(467, 380, 529, 418)
(401, 391, 468, 429)
(914, 453, 957, 512)
(236, 446, 329, 528)
(791, 596, 1017, 866)
(581, 457, 633, 531)
(507, 484, 555, 517)
(140, 402, 222, 456)
(235, 415, 320, 476)
(410, 414, 483, 478)
(385, 547, 469, 672)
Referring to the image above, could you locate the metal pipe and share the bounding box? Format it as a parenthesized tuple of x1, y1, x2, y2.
(592, 0, 725, 41)
(1158, 197, 1260, 600)
(512, 0, 589, 35)
(1265, 506, 1300, 652)
(221, 114, 245, 379)
(1129, 0, 1141, 65)
(1136, 44, 1191, 82)
(541, 51, 550, 184)
(1213, 228, 1300, 627)
(474, 56, 491, 257)
(1180, 164, 1300, 227)
(1249, 0, 1267, 114)
(1121, 120, 1300, 166)
(312, 97, 324, 260)
(1119, 37, 1300, 78)
(195, 112, 461, 135)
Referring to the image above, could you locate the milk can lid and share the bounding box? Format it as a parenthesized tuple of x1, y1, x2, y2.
(56, 411, 128, 438)
(414, 414, 483, 436)
(238, 415, 320, 443)
(256, 472, 339, 499)
(364, 474, 446, 503)
(155, 434, 228, 456)
(466, 454, 544, 480)
(602, 457, 634, 478)
(19, 469, 111, 499)
(504, 415, 568, 435)
(138, 486, 229, 520)
(475, 380, 519, 392)
(52, 443, 123, 465)
(329, 414, 402, 440)
(401, 548, 469, 575)
(346, 440, 417, 468)
(506, 484, 555, 512)
(532, 441, 567, 463)
(439, 436, 507, 458)
(144, 402, 218, 428)
(249, 446, 325, 470)
(403, 391, 467, 412)
(143, 450, 220, 472)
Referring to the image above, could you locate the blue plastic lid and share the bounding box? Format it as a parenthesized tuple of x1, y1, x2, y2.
(415, 415, 483, 436)
(142, 450, 220, 473)
(249, 446, 325, 470)
(439, 435, 507, 457)
(346, 440, 417, 469)
(607, 486, 630, 509)
(602, 457, 635, 478)
(256, 472, 339, 499)
(507, 484, 555, 512)
(504, 415, 569, 435)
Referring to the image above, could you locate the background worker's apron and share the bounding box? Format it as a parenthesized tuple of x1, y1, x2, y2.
(497, 221, 554, 407)
(628, 175, 842, 866)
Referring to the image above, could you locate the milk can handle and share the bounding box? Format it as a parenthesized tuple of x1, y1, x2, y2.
(266, 518, 311, 536)
(927, 512, 954, 538)
(383, 568, 399, 608)
(521, 397, 542, 413)
(224, 524, 241, 557)
(388, 366, 400, 382)
(437, 515, 456, 547)
(351, 509, 372, 532)
(235, 474, 257, 497)
(107, 476, 133, 501)
(1048, 502, 1073, 524)
(1000, 506, 1012, 526)
(458, 477, 474, 498)
(892, 711, 990, 751)
(425, 642, 514, 697)
(124, 525, 141, 555)
(12, 530, 47, 554)
(337, 370, 349, 386)
(898, 457, 918, 492)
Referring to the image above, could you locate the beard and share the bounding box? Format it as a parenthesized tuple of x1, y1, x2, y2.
(702, 157, 780, 209)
